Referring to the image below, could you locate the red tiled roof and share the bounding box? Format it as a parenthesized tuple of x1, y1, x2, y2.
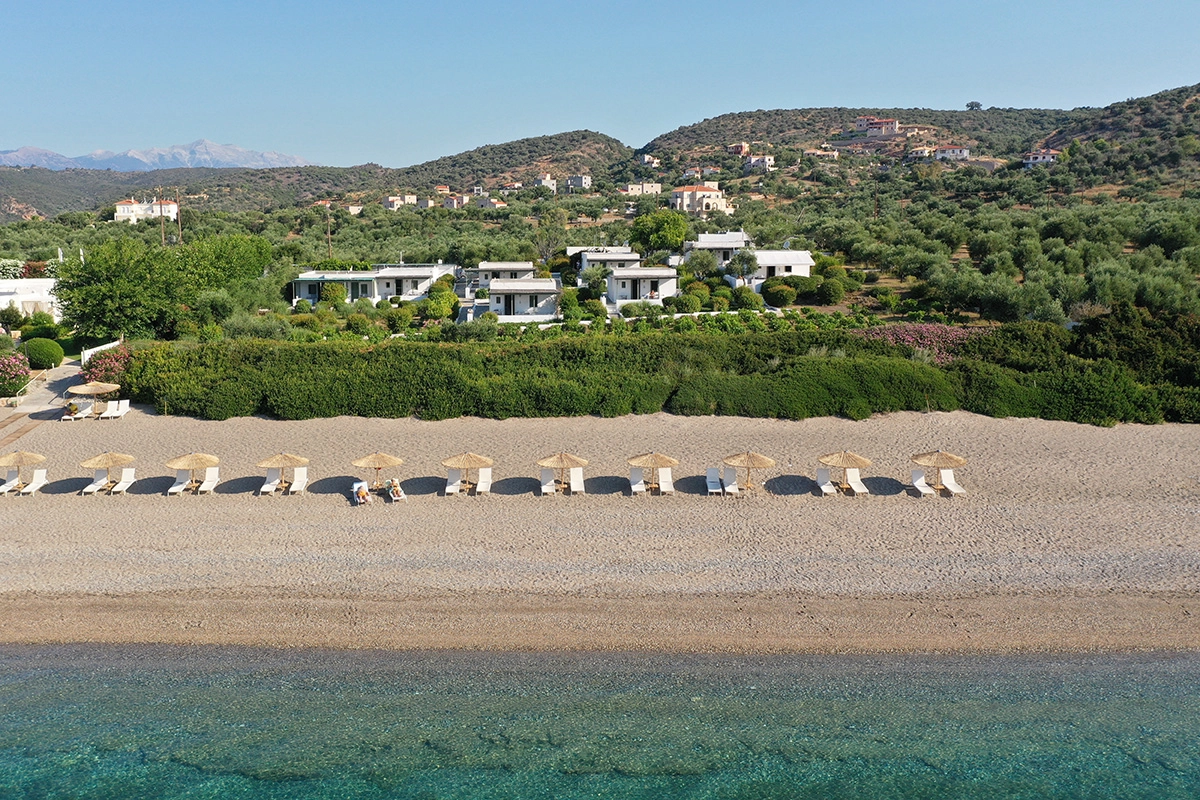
(673, 185, 721, 193)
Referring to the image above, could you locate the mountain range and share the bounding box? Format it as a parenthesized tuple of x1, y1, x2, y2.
(0, 139, 312, 171)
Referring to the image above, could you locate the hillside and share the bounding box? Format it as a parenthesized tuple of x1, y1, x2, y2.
(0, 130, 632, 222)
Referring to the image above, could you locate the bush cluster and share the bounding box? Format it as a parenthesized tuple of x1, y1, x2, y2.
(22, 338, 64, 369)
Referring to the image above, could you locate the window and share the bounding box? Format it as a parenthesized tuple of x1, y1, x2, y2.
(509, 272, 517, 279)
(528, 295, 539, 307)
(620, 281, 627, 289)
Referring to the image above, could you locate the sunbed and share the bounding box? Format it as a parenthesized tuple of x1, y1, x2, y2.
(658, 467, 675, 495)
(569, 467, 585, 495)
(474, 467, 492, 495)
(846, 468, 869, 497)
(61, 402, 93, 422)
(912, 469, 935, 497)
(287, 467, 308, 495)
(630, 467, 646, 495)
(540, 468, 557, 495)
(197, 467, 219, 494)
(81, 469, 109, 495)
(445, 468, 462, 496)
(167, 469, 191, 495)
(110, 468, 135, 495)
(19, 469, 47, 496)
(815, 468, 837, 497)
(722, 466, 740, 497)
(258, 468, 281, 495)
(0, 469, 18, 496)
(940, 469, 966, 497)
(706, 467, 723, 496)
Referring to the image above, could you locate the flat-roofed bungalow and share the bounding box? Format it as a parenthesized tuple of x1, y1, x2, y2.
(470, 261, 539, 290)
(290, 263, 456, 306)
(606, 266, 678, 305)
(488, 277, 561, 321)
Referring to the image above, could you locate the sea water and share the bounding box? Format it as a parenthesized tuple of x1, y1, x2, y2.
(0, 646, 1197, 799)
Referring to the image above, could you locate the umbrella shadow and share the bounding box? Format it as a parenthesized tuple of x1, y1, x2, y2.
(401, 475, 444, 497)
(764, 474, 812, 496)
(672, 474, 710, 496)
(127, 476, 176, 496)
(864, 476, 907, 497)
(41, 477, 93, 495)
(215, 476, 264, 496)
(491, 477, 541, 496)
(308, 475, 361, 496)
(585, 475, 628, 496)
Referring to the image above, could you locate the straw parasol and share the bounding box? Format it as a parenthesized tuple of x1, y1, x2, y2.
(723, 451, 776, 489)
(352, 452, 404, 488)
(537, 452, 588, 486)
(67, 381, 120, 396)
(911, 450, 968, 490)
(441, 452, 493, 489)
(0, 450, 46, 485)
(165, 452, 220, 486)
(80, 452, 135, 483)
(627, 452, 679, 489)
(256, 453, 310, 486)
(818, 450, 873, 488)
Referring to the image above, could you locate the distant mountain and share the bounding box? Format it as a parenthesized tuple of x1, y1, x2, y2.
(0, 139, 312, 171)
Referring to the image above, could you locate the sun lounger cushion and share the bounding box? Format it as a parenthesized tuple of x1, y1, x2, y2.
(706, 467, 723, 495)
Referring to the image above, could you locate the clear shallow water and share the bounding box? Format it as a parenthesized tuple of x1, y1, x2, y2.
(0, 646, 1197, 799)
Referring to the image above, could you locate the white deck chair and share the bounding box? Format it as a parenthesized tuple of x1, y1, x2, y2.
(815, 468, 837, 497)
(722, 466, 740, 497)
(97, 400, 122, 420)
(110, 468, 135, 495)
(541, 468, 557, 495)
(569, 467, 585, 495)
(940, 469, 966, 497)
(167, 469, 191, 495)
(259, 467, 281, 496)
(62, 402, 93, 421)
(912, 469, 935, 497)
(706, 467, 723, 496)
(474, 467, 492, 495)
(287, 467, 308, 495)
(81, 469, 109, 495)
(0, 469, 18, 496)
(445, 468, 462, 496)
(658, 467, 675, 495)
(846, 468, 869, 497)
(630, 467, 646, 495)
(113, 399, 131, 419)
(197, 467, 219, 494)
(19, 469, 47, 496)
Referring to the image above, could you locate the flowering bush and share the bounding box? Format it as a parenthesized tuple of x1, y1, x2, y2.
(857, 323, 983, 365)
(0, 351, 30, 396)
(83, 345, 132, 385)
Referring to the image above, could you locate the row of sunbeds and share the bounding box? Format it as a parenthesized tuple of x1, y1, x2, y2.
(0, 469, 48, 496)
(60, 400, 132, 422)
(704, 466, 966, 497)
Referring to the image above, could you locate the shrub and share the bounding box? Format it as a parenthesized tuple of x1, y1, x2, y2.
(20, 324, 61, 341)
(222, 314, 291, 340)
(0, 351, 30, 395)
(710, 296, 731, 312)
(320, 283, 347, 304)
(582, 299, 609, 319)
(475, 288, 490, 299)
(22, 337, 63, 369)
(83, 345, 132, 385)
(763, 284, 797, 308)
(293, 299, 313, 314)
(816, 280, 846, 305)
(732, 286, 765, 311)
(386, 306, 416, 333)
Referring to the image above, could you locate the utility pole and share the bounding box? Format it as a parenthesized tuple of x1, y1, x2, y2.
(326, 207, 333, 259)
(157, 187, 166, 245)
(175, 187, 183, 245)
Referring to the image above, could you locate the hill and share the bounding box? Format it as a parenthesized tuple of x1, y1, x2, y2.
(0, 139, 311, 171)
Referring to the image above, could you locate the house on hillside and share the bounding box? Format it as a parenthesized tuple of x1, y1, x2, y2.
(578, 249, 641, 273)
(345, 204, 364, 216)
(749, 250, 814, 283)
(743, 155, 775, 173)
(727, 142, 751, 155)
(682, 167, 703, 179)
(684, 231, 752, 266)
(435, 185, 452, 195)
(907, 147, 934, 160)
(606, 265, 678, 306)
(640, 154, 662, 168)
(804, 148, 839, 160)
(290, 263, 456, 307)
(1023, 149, 1061, 167)
(488, 276, 561, 322)
(620, 182, 662, 195)
(383, 195, 417, 209)
(114, 197, 178, 224)
(470, 261, 539, 290)
(443, 195, 470, 209)
(566, 175, 592, 192)
(476, 197, 508, 209)
(416, 197, 440, 209)
(670, 184, 734, 216)
(936, 145, 970, 161)
(534, 173, 557, 193)
(855, 116, 900, 136)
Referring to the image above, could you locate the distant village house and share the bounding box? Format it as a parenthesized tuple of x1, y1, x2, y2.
(383, 195, 417, 209)
(114, 197, 178, 224)
(935, 146, 970, 161)
(1023, 149, 1060, 167)
(670, 184, 733, 216)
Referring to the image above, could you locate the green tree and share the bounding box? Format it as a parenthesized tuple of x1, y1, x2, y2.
(54, 240, 181, 339)
(684, 249, 719, 277)
(725, 250, 759, 284)
(630, 210, 689, 253)
(533, 208, 568, 263)
(320, 283, 348, 304)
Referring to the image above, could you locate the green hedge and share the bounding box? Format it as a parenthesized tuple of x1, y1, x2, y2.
(22, 338, 64, 369)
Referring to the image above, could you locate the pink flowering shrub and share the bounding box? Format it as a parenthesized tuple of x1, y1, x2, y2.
(0, 351, 30, 396)
(83, 345, 132, 385)
(857, 323, 983, 365)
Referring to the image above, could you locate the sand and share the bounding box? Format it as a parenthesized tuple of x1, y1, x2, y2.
(1, 408, 1198, 653)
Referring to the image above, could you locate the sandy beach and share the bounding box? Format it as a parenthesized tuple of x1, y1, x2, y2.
(1, 408, 1197, 653)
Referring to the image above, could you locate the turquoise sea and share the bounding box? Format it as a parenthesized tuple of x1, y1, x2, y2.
(0, 646, 1197, 799)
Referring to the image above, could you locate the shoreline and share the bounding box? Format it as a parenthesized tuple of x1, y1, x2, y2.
(3, 589, 1198, 654)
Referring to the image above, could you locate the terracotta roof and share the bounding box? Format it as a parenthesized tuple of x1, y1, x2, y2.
(673, 185, 722, 193)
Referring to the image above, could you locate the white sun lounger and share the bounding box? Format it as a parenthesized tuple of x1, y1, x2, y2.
(167, 469, 191, 495)
(62, 402, 93, 422)
(815, 468, 837, 497)
(474, 467, 492, 495)
(110, 468, 135, 495)
(287, 467, 307, 495)
(940, 469, 966, 497)
(197, 467, 219, 494)
(81, 469, 109, 495)
(722, 466, 740, 497)
(445, 468, 462, 496)
(658, 467, 674, 495)
(97, 400, 121, 420)
(259, 467, 281, 496)
(352, 480, 372, 505)
(540, 469, 557, 495)
(706, 467, 723, 496)
(569, 467, 585, 495)
(19, 469, 47, 496)
(845, 468, 869, 497)
(912, 469, 935, 497)
(630, 467, 646, 495)
(0, 469, 18, 496)
(114, 399, 131, 419)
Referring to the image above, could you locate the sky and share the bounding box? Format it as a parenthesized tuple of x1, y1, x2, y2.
(4, 0, 1199, 168)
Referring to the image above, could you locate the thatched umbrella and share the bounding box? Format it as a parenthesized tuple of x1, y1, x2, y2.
(352, 452, 404, 488)
(627, 452, 679, 490)
(537, 452, 588, 486)
(256, 453, 310, 486)
(723, 451, 776, 489)
(0, 450, 46, 485)
(165, 452, 220, 486)
(80, 452, 135, 483)
(67, 381, 120, 396)
(441, 452, 493, 489)
(818, 450, 873, 488)
(911, 450, 968, 489)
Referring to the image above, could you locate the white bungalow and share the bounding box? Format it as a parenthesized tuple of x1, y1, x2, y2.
(606, 266, 678, 306)
(488, 277, 561, 321)
(470, 261, 539, 290)
(749, 250, 815, 283)
(578, 249, 641, 273)
(0, 278, 60, 322)
(290, 263, 456, 306)
(684, 231, 752, 266)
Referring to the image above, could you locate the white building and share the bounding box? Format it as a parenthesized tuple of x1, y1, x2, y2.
(345, 204, 364, 216)
(803, 148, 839, 160)
(488, 277, 561, 321)
(444, 195, 470, 209)
(471, 261, 539, 290)
(855, 116, 900, 136)
(476, 197, 508, 209)
(684, 231, 752, 266)
(578, 249, 642, 273)
(743, 155, 776, 173)
(907, 147, 934, 159)
(605, 266, 678, 306)
(640, 154, 662, 168)
(750, 250, 815, 283)
(935, 146, 971, 161)
(114, 197, 179, 224)
(0, 279, 59, 322)
(416, 198, 440, 209)
(290, 263, 456, 306)
(566, 175, 592, 192)
(621, 182, 662, 195)
(670, 184, 733, 216)
(534, 173, 557, 193)
(383, 195, 417, 209)
(1023, 149, 1061, 167)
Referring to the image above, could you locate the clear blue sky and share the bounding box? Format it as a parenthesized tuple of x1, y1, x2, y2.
(4, 0, 1198, 167)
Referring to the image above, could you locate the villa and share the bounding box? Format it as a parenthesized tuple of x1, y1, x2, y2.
(670, 184, 734, 216)
(577, 248, 641, 273)
(0, 278, 59, 321)
(1023, 149, 1061, 167)
(290, 263, 456, 306)
(114, 197, 178, 224)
